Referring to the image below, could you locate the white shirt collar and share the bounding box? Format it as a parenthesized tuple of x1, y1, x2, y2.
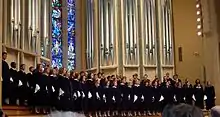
(11, 68, 16, 70)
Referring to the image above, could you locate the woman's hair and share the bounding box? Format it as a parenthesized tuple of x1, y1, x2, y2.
(162, 103, 203, 117)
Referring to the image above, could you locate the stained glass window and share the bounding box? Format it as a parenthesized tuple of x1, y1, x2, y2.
(51, 0, 63, 68)
(67, 0, 76, 70)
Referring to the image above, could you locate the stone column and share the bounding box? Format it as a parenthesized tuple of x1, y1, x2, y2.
(75, 0, 83, 71)
(155, 0, 162, 79)
(62, 0, 68, 68)
(49, 0, 52, 60)
(20, 0, 27, 64)
(80, 0, 86, 70)
(137, 0, 144, 79)
(3, 0, 9, 45)
(116, 0, 123, 75)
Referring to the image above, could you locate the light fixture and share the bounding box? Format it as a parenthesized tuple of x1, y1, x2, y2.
(197, 31, 202, 36)
(196, 0, 203, 37)
(197, 25, 202, 29)
(196, 4, 200, 8)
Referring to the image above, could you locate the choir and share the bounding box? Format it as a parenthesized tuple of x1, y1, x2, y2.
(1, 52, 216, 117)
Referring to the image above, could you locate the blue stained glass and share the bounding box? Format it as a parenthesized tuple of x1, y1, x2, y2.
(67, 0, 76, 7)
(52, 0, 62, 7)
(52, 19, 62, 38)
(51, 0, 63, 68)
(67, 0, 76, 70)
(52, 9, 62, 18)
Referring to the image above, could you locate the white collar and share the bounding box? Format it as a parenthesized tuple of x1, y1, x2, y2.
(11, 68, 16, 70)
(44, 73, 49, 76)
(134, 84, 140, 87)
(112, 86, 117, 88)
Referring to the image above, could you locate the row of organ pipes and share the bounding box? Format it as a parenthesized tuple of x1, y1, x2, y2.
(7, 0, 49, 57)
(99, 0, 115, 66)
(124, 0, 138, 65)
(143, 0, 156, 65)
(161, 0, 173, 65)
(86, 0, 174, 69)
(86, 0, 94, 69)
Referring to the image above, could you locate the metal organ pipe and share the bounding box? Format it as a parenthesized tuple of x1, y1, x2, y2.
(105, 0, 109, 52)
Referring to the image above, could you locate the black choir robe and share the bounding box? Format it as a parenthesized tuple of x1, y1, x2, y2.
(27, 72, 35, 95)
(49, 75, 60, 108)
(123, 86, 133, 111)
(32, 71, 43, 106)
(36, 74, 50, 106)
(205, 85, 215, 110)
(27, 72, 35, 106)
(102, 86, 111, 111)
(70, 79, 81, 111)
(152, 86, 161, 112)
(9, 68, 18, 87)
(143, 85, 154, 110)
(132, 85, 142, 110)
(80, 82, 88, 112)
(110, 86, 121, 110)
(57, 75, 72, 111)
(17, 70, 29, 104)
(174, 87, 185, 104)
(119, 83, 127, 110)
(161, 86, 174, 106)
(45, 76, 54, 107)
(2, 60, 10, 99)
(183, 84, 194, 105)
(85, 79, 94, 112)
(9, 68, 18, 103)
(91, 85, 103, 111)
(194, 84, 204, 109)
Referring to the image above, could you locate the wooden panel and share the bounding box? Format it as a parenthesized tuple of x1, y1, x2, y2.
(101, 68, 117, 77)
(6, 49, 18, 67)
(143, 67, 157, 81)
(124, 67, 139, 81)
(162, 67, 174, 77)
(23, 54, 35, 73)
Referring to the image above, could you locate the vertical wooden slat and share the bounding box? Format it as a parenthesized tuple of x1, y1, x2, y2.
(75, 0, 83, 71)
(62, 0, 68, 68)
(94, 0, 99, 72)
(155, 0, 162, 79)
